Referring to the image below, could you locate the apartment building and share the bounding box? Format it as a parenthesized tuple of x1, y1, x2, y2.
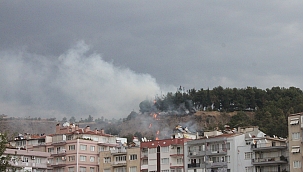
(288, 112, 303, 172)
(185, 126, 288, 172)
(4, 148, 50, 172)
(9, 123, 124, 172)
(140, 137, 191, 172)
(99, 142, 140, 172)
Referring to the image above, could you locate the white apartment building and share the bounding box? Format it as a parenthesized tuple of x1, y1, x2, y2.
(185, 126, 288, 172)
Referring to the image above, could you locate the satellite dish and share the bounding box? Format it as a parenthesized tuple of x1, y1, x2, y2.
(63, 122, 70, 127)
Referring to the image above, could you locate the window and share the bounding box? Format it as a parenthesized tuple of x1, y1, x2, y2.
(177, 158, 182, 164)
(161, 170, 169, 172)
(68, 167, 75, 172)
(80, 145, 87, 150)
(142, 159, 148, 165)
(35, 158, 41, 164)
(129, 166, 137, 172)
(114, 167, 126, 172)
(129, 154, 137, 160)
(292, 132, 300, 140)
(161, 158, 169, 164)
(290, 118, 299, 125)
(116, 155, 126, 162)
(90, 146, 95, 151)
(294, 161, 301, 168)
(69, 156, 75, 161)
(291, 146, 300, 153)
(67, 135, 73, 140)
(161, 146, 169, 153)
(226, 142, 230, 150)
(23, 157, 28, 162)
(245, 152, 253, 159)
(48, 148, 54, 153)
(104, 169, 111, 172)
(90, 156, 95, 162)
(99, 146, 105, 152)
(69, 145, 75, 150)
(79, 167, 86, 172)
(245, 167, 253, 172)
(149, 148, 156, 154)
(225, 156, 230, 163)
(90, 167, 95, 172)
(104, 157, 111, 163)
(80, 155, 86, 161)
(211, 144, 219, 152)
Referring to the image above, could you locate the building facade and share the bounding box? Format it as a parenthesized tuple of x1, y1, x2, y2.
(185, 126, 288, 172)
(99, 145, 140, 172)
(4, 148, 50, 172)
(140, 138, 190, 172)
(288, 112, 303, 172)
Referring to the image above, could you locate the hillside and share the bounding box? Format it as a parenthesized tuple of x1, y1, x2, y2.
(0, 111, 241, 140)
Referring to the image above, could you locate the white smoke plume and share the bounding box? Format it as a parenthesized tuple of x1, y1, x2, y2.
(0, 41, 164, 120)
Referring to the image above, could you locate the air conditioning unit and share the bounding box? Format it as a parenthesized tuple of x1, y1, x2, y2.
(31, 156, 35, 160)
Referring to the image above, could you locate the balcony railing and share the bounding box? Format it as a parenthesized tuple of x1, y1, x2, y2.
(50, 149, 66, 156)
(11, 162, 48, 169)
(112, 161, 127, 167)
(251, 143, 287, 151)
(110, 148, 127, 154)
(188, 149, 227, 157)
(252, 156, 288, 166)
(51, 141, 66, 146)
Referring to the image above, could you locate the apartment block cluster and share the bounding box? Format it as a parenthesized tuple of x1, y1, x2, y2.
(3, 112, 303, 172)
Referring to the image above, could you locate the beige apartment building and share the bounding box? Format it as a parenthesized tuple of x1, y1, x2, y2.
(9, 123, 123, 172)
(4, 148, 50, 172)
(99, 144, 140, 172)
(288, 112, 303, 172)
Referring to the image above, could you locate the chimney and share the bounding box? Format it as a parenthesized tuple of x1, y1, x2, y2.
(94, 128, 98, 134)
(75, 124, 79, 131)
(56, 123, 60, 134)
(84, 126, 90, 132)
(100, 129, 105, 135)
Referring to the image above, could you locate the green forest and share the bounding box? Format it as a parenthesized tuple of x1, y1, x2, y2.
(140, 86, 303, 138)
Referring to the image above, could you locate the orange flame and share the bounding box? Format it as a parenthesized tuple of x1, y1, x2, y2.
(153, 113, 157, 119)
(155, 130, 160, 140)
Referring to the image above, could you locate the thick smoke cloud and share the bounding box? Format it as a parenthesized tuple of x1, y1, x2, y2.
(0, 41, 166, 119)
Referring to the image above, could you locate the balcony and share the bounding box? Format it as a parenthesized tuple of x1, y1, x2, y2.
(50, 161, 66, 167)
(251, 143, 287, 152)
(11, 162, 48, 169)
(170, 153, 184, 157)
(188, 163, 201, 168)
(110, 148, 127, 155)
(207, 149, 228, 155)
(51, 141, 66, 146)
(97, 142, 118, 147)
(112, 161, 127, 167)
(51, 150, 66, 157)
(141, 153, 148, 159)
(207, 161, 227, 168)
(252, 156, 288, 166)
(170, 164, 184, 168)
(141, 164, 148, 169)
(188, 149, 227, 158)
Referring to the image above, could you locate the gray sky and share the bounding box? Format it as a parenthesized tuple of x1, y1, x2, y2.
(1, 1, 303, 120)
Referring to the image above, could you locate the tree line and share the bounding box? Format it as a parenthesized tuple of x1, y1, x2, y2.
(140, 86, 303, 137)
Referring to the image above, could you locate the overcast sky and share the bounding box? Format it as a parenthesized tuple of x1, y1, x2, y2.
(1, 1, 303, 120)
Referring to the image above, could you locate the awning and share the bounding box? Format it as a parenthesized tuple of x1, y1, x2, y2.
(291, 147, 300, 153)
(290, 119, 299, 125)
